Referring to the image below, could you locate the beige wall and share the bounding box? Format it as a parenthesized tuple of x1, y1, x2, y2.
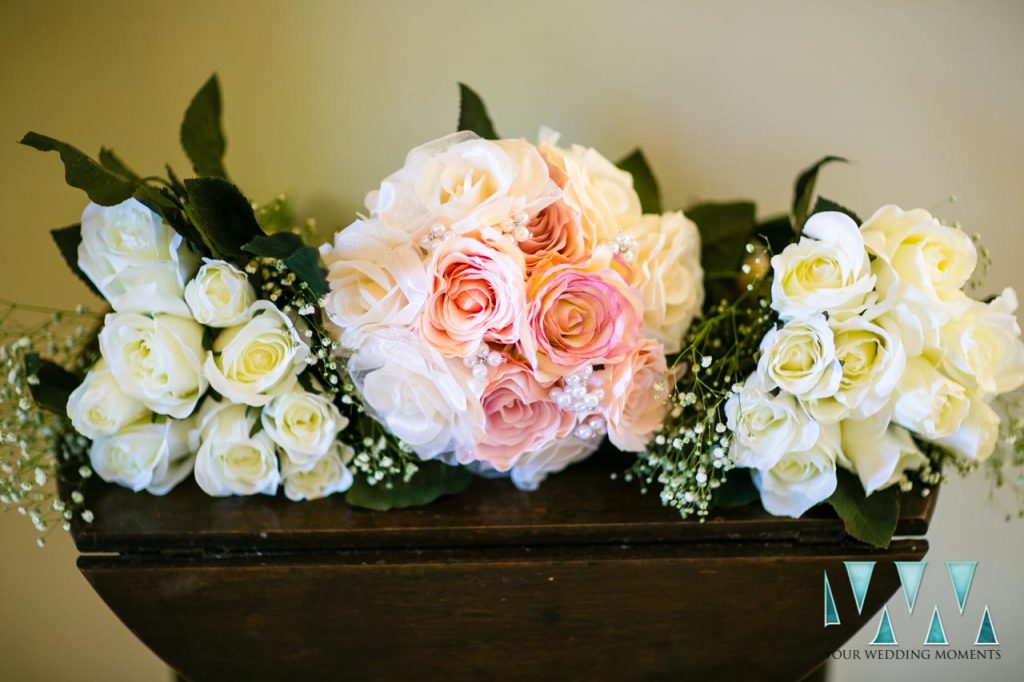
(1, 1, 1022, 680)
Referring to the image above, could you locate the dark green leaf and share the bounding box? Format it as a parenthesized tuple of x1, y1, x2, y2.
(180, 74, 229, 179)
(184, 178, 264, 258)
(617, 148, 662, 214)
(753, 215, 795, 254)
(687, 201, 756, 276)
(456, 83, 498, 139)
(812, 196, 862, 224)
(50, 225, 103, 299)
(243, 232, 304, 259)
(24, 353, 82, 416)
(243, 232, 327, 297)
(828, 469, 900, 548)
(133, 184, 208, 256)
(345, 461, 473, 511)
(791, 156, 848, 233)
(711, 469, 759, 509)
(20, 132, 137, 206)
(98, 147, 140, 181)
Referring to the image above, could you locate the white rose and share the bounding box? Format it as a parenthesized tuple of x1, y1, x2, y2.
(626, 211, 705, 353)
(184, 259, 256, 327)
(192, 398, 280, 496)
(725, 375, 819, 471)
(753, 422, 841, 518)
(770, 211, 875, 320)
(539, 128, 642, 246)
(510, 436, 599, 491)
(931, 395, 1000, 462)
(78, 199, 198, 316)
(807, 315, 905, 423)
(67, 360, 149, 439)
(893, 357, 970, 439)
(936, 288, 1024, 399)
(281, 444, 354, 501)
(261, 388, 348, 467)
(367, 131, 558, 234)
(99, 312, 207, 419)
(349, 329, 485, 462)
(319, 219, 429, 348)
(204, 301, 310, 407)
(841, 411, 927, 495)
(89, 418, 194, 495)
(757, 315, 842, 400)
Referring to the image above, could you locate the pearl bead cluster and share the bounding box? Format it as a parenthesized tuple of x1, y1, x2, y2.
(607, 231, 638, 263)
(549, 365, 608, 440)
(499, 211, 532, 242)
(419, 223, 456, 251)
(463, 342, 505, 380)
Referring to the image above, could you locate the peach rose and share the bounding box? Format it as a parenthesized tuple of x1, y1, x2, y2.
(595, 338, 673, 452)
(419, 235, 527, 357)
(519, 200, 587, 274)
(525, 247, 643, 378)
(473, 362, 576, 471)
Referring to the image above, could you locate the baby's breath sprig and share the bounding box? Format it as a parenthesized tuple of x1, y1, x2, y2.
(629, 271, 776, 520)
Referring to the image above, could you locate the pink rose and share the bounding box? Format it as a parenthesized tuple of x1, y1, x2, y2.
(519, 200, 587, 274)
(472, 362, 576, 471)
(595, 338, 673, 452)
(419, 235, 527, 357)
(525, 248, 643, 378)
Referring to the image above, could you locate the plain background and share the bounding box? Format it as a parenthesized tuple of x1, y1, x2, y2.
(1, 1, 1022, 680)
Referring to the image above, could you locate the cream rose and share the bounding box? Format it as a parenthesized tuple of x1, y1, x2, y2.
(67, 360, 149, 439)
(261, 388, 348, 467)
(725, 375, 820, 471)
(78, 199, 198, 317)
(89, 418, 194, 495)
(320, 219, 429, 349)
(841, 411, 927, 495)
(204, 301, 309, 407)
(753, 422, 841, 518)
(99, 312, 207, 419)
(281, 444, 354, 501)
(626, 211, 705, 353)
(893, 358, 970, 439)
(931, 395, 1000, 462)
(192, 398, 280, 496)
(184, 259, 256, 327)
(770, 211, 875, 320)
(757, 315, 842, 401)
(509, 436, 599, 492)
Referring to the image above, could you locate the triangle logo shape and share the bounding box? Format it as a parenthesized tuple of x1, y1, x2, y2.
(824, 571, 840, 626)
(925, 606, 948, 645)
(870, 606, 898, 645)
(895, 561, 927, 615)
(845, 561, 875, 614)
(975, 606, 999, 646)
(946, 561, 977, 614)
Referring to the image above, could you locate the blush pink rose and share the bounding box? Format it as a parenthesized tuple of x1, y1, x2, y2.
(419, 236, 527, 357)
(472, 362, 576, 471)
(519, 200, 587, 274)
(594, 338, 673, 452)
(525, 247, 643, 378)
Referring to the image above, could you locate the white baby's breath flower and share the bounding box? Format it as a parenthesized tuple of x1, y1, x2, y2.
(67, 360, 149, 439)
(281, 444, 354, 501)
(192, 398, 280, 496)
(184, 259, 256, 327)
(89, 418, 194, 495)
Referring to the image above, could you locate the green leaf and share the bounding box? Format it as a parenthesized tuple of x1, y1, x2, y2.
(828, 468, 900, 548)
(243, 232, 327, 297)
(24, 353, 82, 416)
(50, 224, 103, 299)
(617, 148, 662, 214)
(791, 156, 848, 233)
(753, 214, 795, 254)
(687, 201, 757, 275)
(712, 469, 759, 508)
(98, 147, 140, 181)
(133, 184, 208, 256)
(20, 132, 137, 206)
(184, 178, 264, 258)
(456, 83, 498, 139)
(345, 461, 473, 511)
(180, 74, 229, 179)
(243, 232, 304, 259)
(813, 196, 862, 224)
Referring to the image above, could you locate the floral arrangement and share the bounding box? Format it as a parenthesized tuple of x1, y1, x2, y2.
(2, 77, 1021, 549)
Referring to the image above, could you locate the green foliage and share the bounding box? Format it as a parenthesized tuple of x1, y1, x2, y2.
(456, 83, 498, 139)
(345, 460, 473, 511)
(23, 352, 81, 416)
(50, 224, 103, 298)
(617, 149, 662, 214)
(180, 74, 229, 179)
(752, 214, 795, 254)
(813, 196, 862, 223)
(791, 155, 847, 232)
(686, 201, 756, 305)
(828, 469, 900, 548)
(184, 178, 264, 258)
(243, 232, 328, 297)
(20, 132, 137, 206)
(97, 147, 140, 181)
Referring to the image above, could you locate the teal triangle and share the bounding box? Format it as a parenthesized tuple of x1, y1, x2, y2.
(845, 561, 875, 614)
(870, 606, 898, 645)
(946, 561, 977, 614)
(925, 606, 948, 645)
(895, 561, 927, 615)
(975, 606, 999, 645)
(824, 571, 840, 626)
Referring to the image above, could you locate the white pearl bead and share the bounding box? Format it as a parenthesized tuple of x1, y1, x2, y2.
(556, 394, 572, 408)
(584, 394, 600, 409)
(471, 364, 489, 380)
(463, 357, 477, 368)
(575, 425, 594, 439)
(430, 223, 445, 236)
(513, 226, 531, 241)
(569, 385, 587, 399)
(486, 351, 503, 367)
